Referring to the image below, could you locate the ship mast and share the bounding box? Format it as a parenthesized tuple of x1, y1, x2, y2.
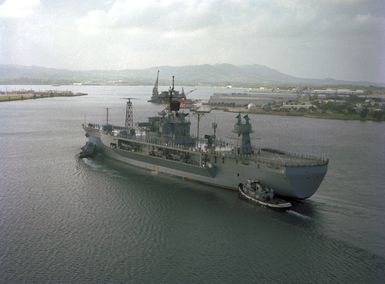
(192, 106, 211, 148)
(169, 75, 174, 111)
(212, 121, 217, 145)
(233, 113, 253, 155)
(125, 98, 133, 129)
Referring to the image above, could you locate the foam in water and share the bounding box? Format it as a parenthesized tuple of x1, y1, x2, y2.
(81, 157, 124, 178)
(286, 210, 311, 220)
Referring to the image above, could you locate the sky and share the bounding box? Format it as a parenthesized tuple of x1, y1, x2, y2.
(0, 0, 384, 83)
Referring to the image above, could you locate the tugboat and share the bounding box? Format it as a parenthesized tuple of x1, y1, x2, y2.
(238, 180, 292, 209)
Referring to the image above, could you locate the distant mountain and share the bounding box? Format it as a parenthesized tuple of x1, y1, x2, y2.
(0, 63, 379, 86)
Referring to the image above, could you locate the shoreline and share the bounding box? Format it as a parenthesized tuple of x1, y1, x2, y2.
(0, 90, 87, 102)
(209, 106, 385, 122)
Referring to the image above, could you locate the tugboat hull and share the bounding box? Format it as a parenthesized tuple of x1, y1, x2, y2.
(238, 184, 292, 209)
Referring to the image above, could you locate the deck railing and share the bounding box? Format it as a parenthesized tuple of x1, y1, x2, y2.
(102, 125, 328, 168)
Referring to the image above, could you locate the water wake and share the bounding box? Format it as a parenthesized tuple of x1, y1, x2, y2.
(81, 157, 124, 179)
(286, 210, 311, 220)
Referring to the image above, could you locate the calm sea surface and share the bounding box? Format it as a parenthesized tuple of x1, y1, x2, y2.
(1, 85, 385, 283)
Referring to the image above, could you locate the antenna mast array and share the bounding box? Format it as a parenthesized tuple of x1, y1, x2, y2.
(123, 98, 134, 129)
(192, 105, 211, 148)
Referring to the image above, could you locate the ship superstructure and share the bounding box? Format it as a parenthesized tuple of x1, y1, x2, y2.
(83, 78, 328, 199)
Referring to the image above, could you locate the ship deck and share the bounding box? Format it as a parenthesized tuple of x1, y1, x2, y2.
(256, 149, 328, 167)
(97, 126, 328, 168)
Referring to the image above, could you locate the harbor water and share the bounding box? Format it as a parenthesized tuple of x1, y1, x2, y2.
(1, 85, 385, 283)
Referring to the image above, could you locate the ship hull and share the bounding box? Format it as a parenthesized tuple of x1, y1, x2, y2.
(85, 127, 327, 199)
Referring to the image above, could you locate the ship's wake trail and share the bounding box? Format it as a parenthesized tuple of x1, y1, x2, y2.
(286, 210, 311, 220)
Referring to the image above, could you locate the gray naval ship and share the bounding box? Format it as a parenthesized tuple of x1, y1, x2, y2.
(82, 78, 328, 199)
(148, 70, 194, 104)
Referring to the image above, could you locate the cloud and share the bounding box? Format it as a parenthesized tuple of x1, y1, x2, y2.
(0, 0, 41, 18)
(76, 0, 384, 40)
(1, 0, 384, 82)
(77, 0, 214, 34)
